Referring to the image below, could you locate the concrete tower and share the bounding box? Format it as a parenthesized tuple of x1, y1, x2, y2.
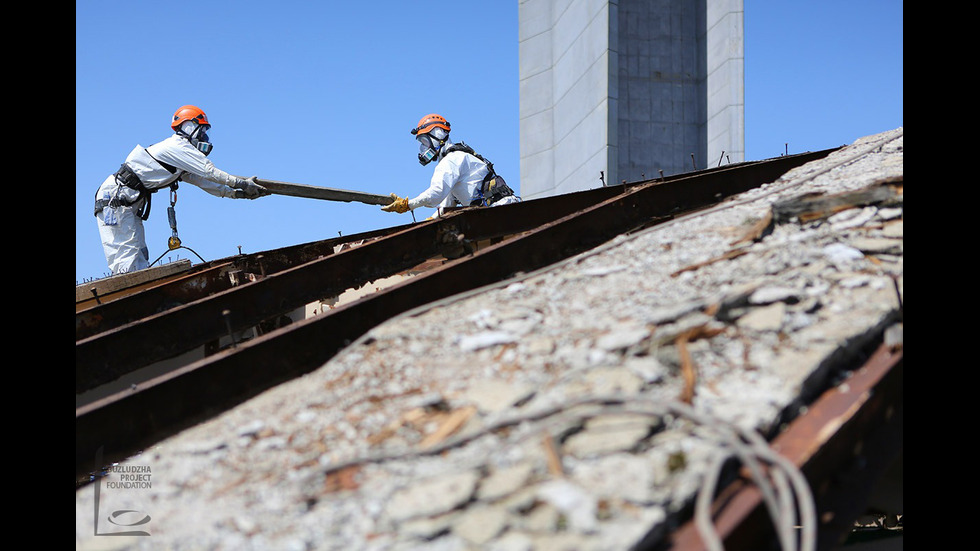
(519, 0, 744, 199)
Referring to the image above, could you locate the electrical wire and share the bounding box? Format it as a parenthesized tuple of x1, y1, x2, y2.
(313, 393, 817, 551)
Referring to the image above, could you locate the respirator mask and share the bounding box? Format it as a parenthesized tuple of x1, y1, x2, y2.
(416, 127, 448, 166)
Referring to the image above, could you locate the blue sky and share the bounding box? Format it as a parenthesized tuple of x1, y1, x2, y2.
(75, 2, 903, 284)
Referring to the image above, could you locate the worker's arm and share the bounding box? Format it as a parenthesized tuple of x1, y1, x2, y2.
(182, 172, 268, 199)
(382, 166, 453, 214)
(152, 136, 266, 199)
(407, 155, 459, 210)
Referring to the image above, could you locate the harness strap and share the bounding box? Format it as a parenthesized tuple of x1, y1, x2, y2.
(93, 198, 124, 216)
(113, 163, 154, 220)
(105, 157, 181, 220)
(446, 142, 516, 207)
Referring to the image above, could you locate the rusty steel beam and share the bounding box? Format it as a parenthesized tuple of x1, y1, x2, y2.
(75, 223, 416, 340)
(76, 149, 837, 479)
(76, 263, 236, 340)
(75, 260, 194, 311)
(660, 341, 903, 551)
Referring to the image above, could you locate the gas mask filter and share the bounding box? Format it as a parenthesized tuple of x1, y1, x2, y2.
(180, 121, 213, 156)
(416, 127, 448, 166)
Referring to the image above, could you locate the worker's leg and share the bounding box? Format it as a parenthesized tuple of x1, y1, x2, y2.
(97, 205, 149, 274)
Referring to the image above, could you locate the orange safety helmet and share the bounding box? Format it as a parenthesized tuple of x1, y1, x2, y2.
(171, 105, 210, 132)
(413, 114, 452, 165)
(171, 105, 213, 155)
(411, 113, 451, 136)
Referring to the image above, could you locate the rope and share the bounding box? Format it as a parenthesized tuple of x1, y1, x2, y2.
(149, 244, 206, 267)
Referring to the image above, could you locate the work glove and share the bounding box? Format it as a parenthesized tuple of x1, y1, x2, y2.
(235, 176, 270, 199)
(381, 193, 410, 213)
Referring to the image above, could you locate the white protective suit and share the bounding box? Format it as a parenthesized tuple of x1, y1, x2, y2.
(409, 146, 520, 217)
(94, 134, 249, 274)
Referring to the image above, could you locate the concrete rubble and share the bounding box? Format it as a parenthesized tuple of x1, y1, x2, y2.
(75, 127, 903, 551)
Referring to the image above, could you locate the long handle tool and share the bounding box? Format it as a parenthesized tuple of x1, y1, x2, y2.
(254, 178, 394, 206)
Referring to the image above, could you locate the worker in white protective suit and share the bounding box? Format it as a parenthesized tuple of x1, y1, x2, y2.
(383, 113, 520, 217)
(94, 105, 270, 274)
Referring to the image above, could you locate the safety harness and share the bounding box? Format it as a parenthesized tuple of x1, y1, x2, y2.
(93, 152, 181, 221)
(443, 142, 517, 207)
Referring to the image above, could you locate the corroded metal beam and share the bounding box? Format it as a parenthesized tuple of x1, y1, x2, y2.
(74, 224, 412, 341)
(661, 342, 903, 551)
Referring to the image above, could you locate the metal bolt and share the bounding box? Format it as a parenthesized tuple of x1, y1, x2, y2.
(223, 309, 237, 348)
(891, 275, 903, 317)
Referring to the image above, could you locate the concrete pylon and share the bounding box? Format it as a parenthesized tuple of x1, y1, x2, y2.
(519, 0, 744, 199)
